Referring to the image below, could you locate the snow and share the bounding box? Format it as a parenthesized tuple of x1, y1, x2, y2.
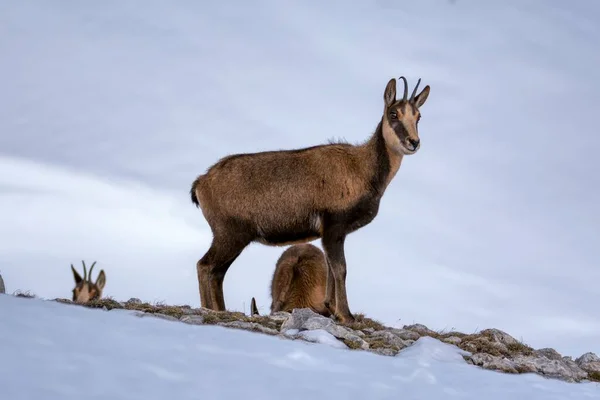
(1, 295, 598, 399)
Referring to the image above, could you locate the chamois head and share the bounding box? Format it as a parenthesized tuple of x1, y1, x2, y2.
(71, 260, 106, 303)
(382, 76, 430, 155)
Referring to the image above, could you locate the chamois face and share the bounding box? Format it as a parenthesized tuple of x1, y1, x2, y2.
(71, 261, 106, 303)
(382, 77, 430, 155)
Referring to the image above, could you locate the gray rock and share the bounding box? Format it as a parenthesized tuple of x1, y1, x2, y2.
(390, 328, 421, 341)
(443, 336, 463, 345)
(369, 347, 398, 357)
(218, 321, 279, 336)
(269, 311, 292, 322)
(362, 327, 375, 335)
(180, 315, 205, 325)
(576, 352, 600, 373)
(480, 328, 519, 347)
(280, 308, 368, 349)
(369, 330, 411, 350)
(468, 348, 588, 382)
(513, 354, 588, 382)
(535, 348, 563, 361)
(0, 273, 5, 294)
(468, 353, 518, 374)
(403, 323, 436, 336)
(133, 312, 180, 322)
(125, 297, 142, 305)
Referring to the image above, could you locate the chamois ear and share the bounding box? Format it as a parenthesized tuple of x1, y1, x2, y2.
(95, 270, 106, 290)
(383, 78, 396, 107)
(250, 297, 259, 316)
(414, 85, 430, 108)
(71, 264, 83, 284)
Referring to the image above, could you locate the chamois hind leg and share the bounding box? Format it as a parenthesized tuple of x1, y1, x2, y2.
(321, 230, 355, 324)
(197, 233, 251, 311)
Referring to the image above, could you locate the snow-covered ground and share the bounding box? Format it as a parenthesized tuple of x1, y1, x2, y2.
(0, 294, 598, 399)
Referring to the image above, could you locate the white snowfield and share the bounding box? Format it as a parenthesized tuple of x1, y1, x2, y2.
(0, 295, 598, 400)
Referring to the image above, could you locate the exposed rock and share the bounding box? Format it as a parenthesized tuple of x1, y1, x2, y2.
(468, 353, 519, 374)
(390, 328, 421, 341)
(133, 312, 180, 322)
(576, 352, 600, 373)
(125, 297, 142, 305)
(280, 308, 368, 350)
(362, 327, 375, 335)
(370, 347, 398, 356)
(403, 323, 437, 336)
(218, 321, 279, 336)
(535, 348, 563, 361)
(180, 315, 205, 325)
(467, 347, 589, 382)
(513, 353, 588, 382)
(443, 336, 462, 345)
(0, 273, 5, 294)
(369, 330, 411, 350)
(269, 311, 291, 322)
(480, 328, 519, 347)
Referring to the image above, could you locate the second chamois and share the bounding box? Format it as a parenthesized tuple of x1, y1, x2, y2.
(250, 243, 329, 317)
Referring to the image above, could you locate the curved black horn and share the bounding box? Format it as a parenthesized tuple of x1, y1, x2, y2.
(81, 260, 87, 281)
(88, 261, 97, 281)
(399, 76, 408, 101)
(410, 78, 422, 102)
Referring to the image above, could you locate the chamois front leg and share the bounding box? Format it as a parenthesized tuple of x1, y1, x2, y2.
(322, 231, 355, 324)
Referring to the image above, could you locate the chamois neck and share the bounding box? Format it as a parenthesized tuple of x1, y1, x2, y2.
(362, 120, 402, 195)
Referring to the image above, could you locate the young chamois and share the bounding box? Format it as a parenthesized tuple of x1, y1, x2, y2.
(71, 260, 106, 303)
(250, 243, 329, 317)
(190, 76, 430, 323)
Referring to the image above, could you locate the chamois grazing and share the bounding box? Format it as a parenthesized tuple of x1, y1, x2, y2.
(71, 260, 106, 303)
(250, 243, 329, 317)
(190, 76, 430, 323)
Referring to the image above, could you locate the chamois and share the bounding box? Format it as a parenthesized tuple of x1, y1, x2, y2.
(250, 243, 329, 317)
(190, 76, 430, 323)
(71, 260, 106, 303)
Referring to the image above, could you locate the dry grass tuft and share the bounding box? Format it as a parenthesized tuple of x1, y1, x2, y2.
(587, 371, 600, 382)
(345, 313, 386, 331)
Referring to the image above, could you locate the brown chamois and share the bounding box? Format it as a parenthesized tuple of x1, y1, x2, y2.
(190, 76, 430, 323)
(250, 243, 329, 317)
(71, 260, 106, 303)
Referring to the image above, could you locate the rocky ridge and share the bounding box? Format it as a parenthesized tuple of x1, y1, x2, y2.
(8, 293, 600, 384)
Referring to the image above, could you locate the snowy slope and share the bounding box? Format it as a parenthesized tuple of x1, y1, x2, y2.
(1, 295, 598, 399)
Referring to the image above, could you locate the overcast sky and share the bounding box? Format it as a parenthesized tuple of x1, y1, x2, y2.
(1, 0, 599, 358)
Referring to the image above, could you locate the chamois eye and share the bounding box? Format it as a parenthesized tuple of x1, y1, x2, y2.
(390, 112, 397, 119)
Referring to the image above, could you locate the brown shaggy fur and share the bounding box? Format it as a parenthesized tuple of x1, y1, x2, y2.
(190, 76, 430, 323)
(251, 243, 329, 317)
(71, 261, 106, 303)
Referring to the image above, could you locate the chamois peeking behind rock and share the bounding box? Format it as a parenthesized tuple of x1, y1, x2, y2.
(250, 243, 329, 317)
(190, 76, 430, 323)
(71, 260, 106, 303)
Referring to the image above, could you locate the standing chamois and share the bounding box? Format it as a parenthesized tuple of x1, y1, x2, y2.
(190, 76, 430, 323)
(71, 260, 106, 303)
(250, 243, 329, 317)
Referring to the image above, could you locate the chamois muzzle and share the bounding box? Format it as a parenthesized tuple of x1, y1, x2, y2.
(406, 138, 420, 152)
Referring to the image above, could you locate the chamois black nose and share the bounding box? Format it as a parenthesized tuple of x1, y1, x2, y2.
(407, 138, 420, 150)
